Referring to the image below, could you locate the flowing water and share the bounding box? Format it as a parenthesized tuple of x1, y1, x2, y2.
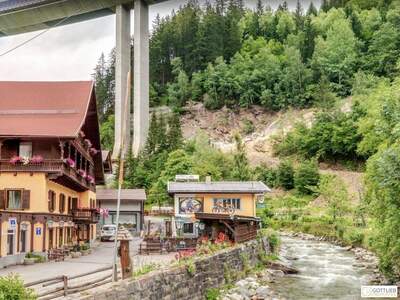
(269, 236, 376, 300)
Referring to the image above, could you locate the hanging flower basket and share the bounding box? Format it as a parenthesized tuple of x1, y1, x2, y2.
(64, 158, 76, 168)
(78, 169, 87, 177)
(84, 139, 92, 148)
(89, 148, 98, 156)
(87, 175, 95, 184)
(97, 208, 109, 217)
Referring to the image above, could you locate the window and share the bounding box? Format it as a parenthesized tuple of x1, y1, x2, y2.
(213, 198, 241, 210)
(183, 223, 194, 234)
(7, 190, 22, 210)
(67, 197, 72, 214)
(19, 142, 32, 158)
(59, 194, 65, 213)
(48, 190, 56, 212)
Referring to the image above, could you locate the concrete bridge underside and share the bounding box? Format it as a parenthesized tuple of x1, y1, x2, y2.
(0, 0, 166, 157)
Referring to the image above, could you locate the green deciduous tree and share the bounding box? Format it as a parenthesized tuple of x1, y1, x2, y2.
(312, 18, 358, 95)
(294, 160, 320, 194)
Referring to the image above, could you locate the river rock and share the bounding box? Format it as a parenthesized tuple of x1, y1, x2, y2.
(255, 286, 271, 298)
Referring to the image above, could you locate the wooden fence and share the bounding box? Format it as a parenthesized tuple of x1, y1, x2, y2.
(24, 266, 120, 300)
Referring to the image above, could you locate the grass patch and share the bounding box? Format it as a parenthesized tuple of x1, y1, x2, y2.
(132, 263, 159, 278)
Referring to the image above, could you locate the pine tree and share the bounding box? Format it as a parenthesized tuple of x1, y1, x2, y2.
(144, 113, 159, 155)
(231, 134, 251, 180)
(301, 16, 316, 62)
(307, 2, 318, 16)
(166, 113, 183, 151)
(223, 0, 243, 60)
(294, 0, 305, 32)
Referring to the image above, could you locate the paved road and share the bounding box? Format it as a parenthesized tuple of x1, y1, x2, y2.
(0, 237, 176, 295)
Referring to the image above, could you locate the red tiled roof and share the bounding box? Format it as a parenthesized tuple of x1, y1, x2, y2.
(0, 81, 94, 137)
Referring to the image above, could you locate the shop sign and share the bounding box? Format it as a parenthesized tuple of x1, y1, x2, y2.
(35, 227, 42, 236)
(21, 223, 28, 230)
(59, 221, 64, 227)
(47, 220, 54, 228)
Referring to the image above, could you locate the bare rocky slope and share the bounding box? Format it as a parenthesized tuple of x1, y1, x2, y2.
(180, 102, 363, 203)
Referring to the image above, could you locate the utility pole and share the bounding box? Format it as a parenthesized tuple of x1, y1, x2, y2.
(112, 72, 131, 282)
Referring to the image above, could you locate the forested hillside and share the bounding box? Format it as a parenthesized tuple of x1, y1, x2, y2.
(93, 0, 400, 281)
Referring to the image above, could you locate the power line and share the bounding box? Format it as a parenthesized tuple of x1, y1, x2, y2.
(0, 9, 81, 58)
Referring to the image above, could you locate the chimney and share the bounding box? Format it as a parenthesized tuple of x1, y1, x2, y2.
(205, 176, 212, 183)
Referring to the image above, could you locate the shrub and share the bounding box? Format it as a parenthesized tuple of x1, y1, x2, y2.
(276, 160, 294, 190)
(294, 160, 320, 194)
(186, 259, 196, 276)
(0, 275, 36, 300)
(205, 288, 220, 300)
(254, 166, 278, 188)
(242, 118, 255, 135)
(346, 230, 365, 246)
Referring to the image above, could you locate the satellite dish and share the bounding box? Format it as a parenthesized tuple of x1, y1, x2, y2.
(257, 195, 264, 203)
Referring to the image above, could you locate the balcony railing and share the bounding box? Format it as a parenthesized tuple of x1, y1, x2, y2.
(71, 208, 99, 224)
(0, 159, 95, 191)
(0, 159, 63, 172)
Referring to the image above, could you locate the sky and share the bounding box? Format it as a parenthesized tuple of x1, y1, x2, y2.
(0, 0, 319, 81)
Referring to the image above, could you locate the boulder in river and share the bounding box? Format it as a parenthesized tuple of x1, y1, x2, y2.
(267, 261, 299, 274)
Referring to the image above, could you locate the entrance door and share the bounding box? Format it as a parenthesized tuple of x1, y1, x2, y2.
(7, 230, 14, 255)
(48, 228, 54, 249)
(59, 228, 63, 247)
(20, 230, 27, 253)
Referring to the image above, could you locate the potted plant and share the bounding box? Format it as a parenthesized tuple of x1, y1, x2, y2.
(71, 245, 81, 258)
(24, 253, 36, 265)
(80, 243, 91, 256)
(80, 243, 90, 256)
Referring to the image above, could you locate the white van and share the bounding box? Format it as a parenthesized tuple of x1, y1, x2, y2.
(100, 225, 117, 242)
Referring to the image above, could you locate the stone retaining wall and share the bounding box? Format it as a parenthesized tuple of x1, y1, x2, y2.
(72, 238, 269, 300)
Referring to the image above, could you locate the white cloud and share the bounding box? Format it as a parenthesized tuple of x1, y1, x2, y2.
(0, 0, 319, 81)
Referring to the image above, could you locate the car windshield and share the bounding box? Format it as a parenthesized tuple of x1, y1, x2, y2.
(102, 226, 116, 231)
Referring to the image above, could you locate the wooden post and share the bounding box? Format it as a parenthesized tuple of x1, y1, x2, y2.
(120, 240, 132, 279)
(147, 220, 151, 237)
(63, 275, 68, 296)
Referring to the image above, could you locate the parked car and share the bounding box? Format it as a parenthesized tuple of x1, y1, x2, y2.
(100, 225, 117, 242)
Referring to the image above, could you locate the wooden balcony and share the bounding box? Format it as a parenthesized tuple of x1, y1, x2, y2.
(0, 159, 95, 192)
(71, 208, 99, 224)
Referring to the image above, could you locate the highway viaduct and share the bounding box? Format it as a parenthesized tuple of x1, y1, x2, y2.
(0, 0, 166, 157)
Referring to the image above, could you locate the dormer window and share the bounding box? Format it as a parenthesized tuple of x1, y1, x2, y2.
(19, 142, 32, 158)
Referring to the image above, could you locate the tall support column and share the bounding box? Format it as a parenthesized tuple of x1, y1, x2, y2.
(113, 4, 131, 159)
(132, 0, 149, 156)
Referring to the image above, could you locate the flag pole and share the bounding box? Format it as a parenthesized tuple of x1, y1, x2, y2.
(112, 71, 131, 282)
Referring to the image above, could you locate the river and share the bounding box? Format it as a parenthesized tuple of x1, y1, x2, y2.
(269, 236, 377, 300)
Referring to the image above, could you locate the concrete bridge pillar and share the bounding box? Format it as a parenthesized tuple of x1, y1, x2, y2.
(113, 4, 131, 159)
(113, 0, 149, 159)
(132, 0, 149, 156)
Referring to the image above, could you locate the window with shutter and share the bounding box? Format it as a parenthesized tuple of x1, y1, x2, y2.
(48, 190, 55, 212)
(59, 194, 65, 213)
(22, 190, 30, 209)
(0, 190, 6, 209)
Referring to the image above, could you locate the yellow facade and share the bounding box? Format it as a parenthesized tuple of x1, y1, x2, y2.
(0, 172, 97, 257)
(201, 193, 256, 217)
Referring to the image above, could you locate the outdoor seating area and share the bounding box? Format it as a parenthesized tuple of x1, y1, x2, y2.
(138, 237, 198, 255)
